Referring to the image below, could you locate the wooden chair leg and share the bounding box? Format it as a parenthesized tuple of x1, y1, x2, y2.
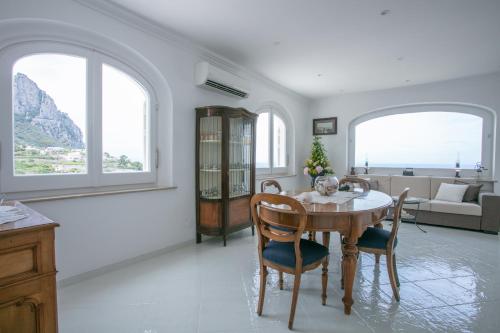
(308, 231, 316, 241)
(279, 271, 284, 290)
(375, 254, 381, 264)
(340, 237, 345, 289)
(288, 274, 302, 330)
(393, 254, 400, 287)
(386, 254, 400, 301)
(341, 259, 345, 290)
(257, 266, 268, 315)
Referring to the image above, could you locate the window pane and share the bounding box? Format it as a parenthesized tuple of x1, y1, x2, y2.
(273, 114, 286, 168)
(256, 112, 270, 168)
(13, 54, 87, 175)
(355, 112, 482, 169)
(102, 64, 150, 173)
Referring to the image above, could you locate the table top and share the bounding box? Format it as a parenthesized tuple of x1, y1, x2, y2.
(0, 201, 58, 236)
(263, 190, 393, 216)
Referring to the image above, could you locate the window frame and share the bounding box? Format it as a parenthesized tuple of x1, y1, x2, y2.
(0, 41, 157, 193)
(256, 105, 291, 176)
(348, 103, 495, 177)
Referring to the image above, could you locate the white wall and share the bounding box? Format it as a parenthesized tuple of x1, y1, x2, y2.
(310, 72, 500, 194)
(0, 0, 310, 280)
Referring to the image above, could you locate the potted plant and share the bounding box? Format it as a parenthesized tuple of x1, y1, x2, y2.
(304, 136, 335, 188)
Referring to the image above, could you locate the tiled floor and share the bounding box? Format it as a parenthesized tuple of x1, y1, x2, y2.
(59, 223, 500, 332)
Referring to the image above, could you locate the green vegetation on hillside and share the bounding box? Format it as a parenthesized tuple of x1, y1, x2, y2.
(14, 145, 144, 175)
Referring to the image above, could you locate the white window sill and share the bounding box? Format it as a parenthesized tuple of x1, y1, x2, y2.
(256, 174, 297, 181)
(10, 185, 177, 203)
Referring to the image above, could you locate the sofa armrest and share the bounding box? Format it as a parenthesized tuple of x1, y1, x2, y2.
(479, 192, 500, 234)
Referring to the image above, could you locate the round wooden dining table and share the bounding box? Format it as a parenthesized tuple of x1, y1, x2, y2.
(259, 189, 393, 315)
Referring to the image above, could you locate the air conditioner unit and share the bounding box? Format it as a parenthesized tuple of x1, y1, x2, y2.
(195, 61, 250, 98)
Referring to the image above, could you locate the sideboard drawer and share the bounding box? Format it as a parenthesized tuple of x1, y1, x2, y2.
(0, 245, 37, 280)
(0, 228, 55, 287)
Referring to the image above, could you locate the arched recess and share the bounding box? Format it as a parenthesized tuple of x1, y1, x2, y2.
(255, 101, 295, 175)
(0, 18, 174, 192)
(347, 102, 496, 177)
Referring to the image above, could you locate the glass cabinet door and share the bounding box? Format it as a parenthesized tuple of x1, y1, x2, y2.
(229, 116, 253, 198)
(199, 116, 222, 199)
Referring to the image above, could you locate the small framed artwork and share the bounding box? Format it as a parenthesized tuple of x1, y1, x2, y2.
(313, 117, 337, 135)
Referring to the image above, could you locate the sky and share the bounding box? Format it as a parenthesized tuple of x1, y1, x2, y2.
(354, 112, 483, 169)
(256, 112, 287, 169)
(13, 53, 148, 163)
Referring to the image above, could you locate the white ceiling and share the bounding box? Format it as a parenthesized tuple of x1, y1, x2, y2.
(108, 0, 500, 98)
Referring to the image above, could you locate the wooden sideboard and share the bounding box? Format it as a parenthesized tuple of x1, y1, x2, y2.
(0, 202, 59, 333)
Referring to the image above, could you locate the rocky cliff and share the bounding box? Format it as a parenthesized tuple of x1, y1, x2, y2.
(13, 73, 85, 149)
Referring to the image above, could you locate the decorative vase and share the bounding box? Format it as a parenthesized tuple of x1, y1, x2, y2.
(314, 176, 339, 196)
(310, 175, 317, 189)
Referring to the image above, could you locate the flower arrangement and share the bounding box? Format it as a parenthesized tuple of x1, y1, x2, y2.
(304, 136, 334, 184)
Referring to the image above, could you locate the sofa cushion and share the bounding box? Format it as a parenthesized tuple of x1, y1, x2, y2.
(391, 176, 430, 199)
(435, 183, 468, 202)
(431, 177, 484, 199)
(430, 200, 482, 216)
(454, 180, 483, 202)
(431, 177, 456, 198)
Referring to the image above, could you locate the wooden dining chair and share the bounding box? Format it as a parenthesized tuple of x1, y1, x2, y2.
(260, 180, 315, 289)
(250, 193, 329, 330)
(341, 188, 409, 301)
(261, 179, 282, 194)
(339, 177, 371, 192)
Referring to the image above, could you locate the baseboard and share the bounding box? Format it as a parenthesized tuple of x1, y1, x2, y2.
(57, 239, 194, 288)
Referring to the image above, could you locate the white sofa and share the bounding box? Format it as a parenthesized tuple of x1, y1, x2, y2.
(358, 175, 499, 234)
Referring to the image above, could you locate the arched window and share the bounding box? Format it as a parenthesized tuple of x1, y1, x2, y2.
(0, 42, 157, 192)
(256, 104, 291, 175)
(348, 104, 495, 176)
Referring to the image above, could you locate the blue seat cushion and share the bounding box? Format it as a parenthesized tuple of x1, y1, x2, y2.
(357, 227, 397, 250)
(262, 239, 329, 268)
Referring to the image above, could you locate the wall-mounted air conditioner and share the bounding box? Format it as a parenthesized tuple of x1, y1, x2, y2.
(195, 61, 250, 98)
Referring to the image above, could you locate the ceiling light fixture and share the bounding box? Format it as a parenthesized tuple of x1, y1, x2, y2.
(380, 9, 391, 16)
(405, 79, 411, 83)
(397, 57, 404, 61)
(273, 41, 281, 46)
(317, 74, 322, 77)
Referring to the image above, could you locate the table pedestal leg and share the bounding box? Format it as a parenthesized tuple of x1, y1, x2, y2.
(321, 232, 330, 305)
(374, 222, 383, 264)
(342, 235, 358, 314)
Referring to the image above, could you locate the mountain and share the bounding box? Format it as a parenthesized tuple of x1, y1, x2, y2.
(13, 73, 85, 149)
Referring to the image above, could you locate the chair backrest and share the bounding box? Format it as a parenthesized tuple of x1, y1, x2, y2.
(250, 193, 307, 269)
(260, 179, 282, 194)
(339, 177, 371, 192)
(388, 188, 410, 249)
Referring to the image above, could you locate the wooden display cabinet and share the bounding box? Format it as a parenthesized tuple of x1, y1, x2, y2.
(195, 106, 257, 246)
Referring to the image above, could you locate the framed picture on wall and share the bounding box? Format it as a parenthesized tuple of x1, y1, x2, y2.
(313, 117, 337, 135)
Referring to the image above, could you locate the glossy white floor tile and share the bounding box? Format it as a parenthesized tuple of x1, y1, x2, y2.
(58, 223, 500, 333)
